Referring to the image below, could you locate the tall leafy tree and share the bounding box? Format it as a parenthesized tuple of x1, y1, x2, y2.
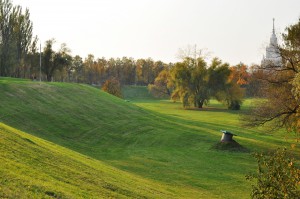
(14, 6, 33, 77)
(0, 0, 13, 76)
(171, 57, 209, 108)
(42, 39, 55, 81)
(208, 58, 230, 101)
(55, 43, 72, 82)
(42, 39, 71, 81)
(0, 0, 32, 77)
(246, 65, 265, 97)
(209, 59, 245, 110)
(120, 57, 136, 85)
(83, 54, 96, 84)
(171, 56, 244, 109)
(136, 58, 155, 85)
(191, 57, 210, 108)
(72, 55, 84, 82)
(26, 35, 39, 79)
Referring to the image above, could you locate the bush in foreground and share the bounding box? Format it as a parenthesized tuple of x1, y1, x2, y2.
(246, 148, 300, 199)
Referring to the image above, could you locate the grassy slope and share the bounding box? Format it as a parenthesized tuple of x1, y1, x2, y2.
(0, 123, 181, 198)
(0, 78, 296, 198)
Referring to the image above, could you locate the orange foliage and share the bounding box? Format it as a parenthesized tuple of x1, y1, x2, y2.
(229, 64, 249, 85)
(102, 78, 122, 98)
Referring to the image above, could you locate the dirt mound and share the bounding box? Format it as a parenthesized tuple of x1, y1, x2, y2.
(211, 140, 249, 153)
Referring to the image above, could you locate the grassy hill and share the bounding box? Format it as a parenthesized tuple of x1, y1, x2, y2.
(0, 78, 296, 198)
(0, 123, 182, 198)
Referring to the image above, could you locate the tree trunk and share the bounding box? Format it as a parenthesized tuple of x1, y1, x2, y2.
(197, 99, 204, 108)
(47, 74, 52, 82)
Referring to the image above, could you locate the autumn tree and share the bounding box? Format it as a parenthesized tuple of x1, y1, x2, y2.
(83, 55, 107, 85)
(105, 57, 136, 85)
(225, 63, 248, 110)
(119, 57, 135, 85)
(83, 54, 96, 84)
(243, 18, 300, 134)
(229, 63, 249, 86)
(245, 65, 265, 97)
(135, 58, 157, 85)
(148, 69, 172, 98)
(102, 78, 122, 98)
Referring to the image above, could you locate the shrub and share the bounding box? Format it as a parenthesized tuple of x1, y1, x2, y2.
(102, 78, 122, 98)
(246, 148, 300, 199)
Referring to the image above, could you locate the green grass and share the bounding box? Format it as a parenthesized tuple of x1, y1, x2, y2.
(0, 123, 184, 198)
(0, 79, 297, 198)
(122, 85, 157, 100)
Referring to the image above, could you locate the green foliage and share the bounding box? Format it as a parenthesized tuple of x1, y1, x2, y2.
(42, 40, 71, 81)
(0, 0, 33, 77)
(102, 78, 122, 98)
(148, 69, 172, 98)
(225, 83, 244, 110)
(282, 18, 300, 49)
(292, 72, 300, 99)
(170, 57, 244, 109)
(170, 57, 209, 108)
(246, 148, 300, 199)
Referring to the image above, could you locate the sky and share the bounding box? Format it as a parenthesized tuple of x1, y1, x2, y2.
(12, 0, 300, 65)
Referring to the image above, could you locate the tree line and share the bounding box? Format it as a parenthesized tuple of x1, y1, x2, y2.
(36, 39, 169, 85)
(0, 0, 261, 111)
(0, 0, 171, 85)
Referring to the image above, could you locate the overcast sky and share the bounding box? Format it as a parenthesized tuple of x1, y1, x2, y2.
(13, 0, 300, 65)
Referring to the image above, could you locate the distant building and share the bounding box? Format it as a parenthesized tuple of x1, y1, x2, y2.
(261, 18, 282, 68)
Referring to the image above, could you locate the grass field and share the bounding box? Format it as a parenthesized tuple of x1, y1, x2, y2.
(0, 123, 184, 198)
(0, 78, 297, 198)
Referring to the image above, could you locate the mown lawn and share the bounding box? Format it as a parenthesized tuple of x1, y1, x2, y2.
(0, 78, 297, 198)
(0, 123, 184, 198)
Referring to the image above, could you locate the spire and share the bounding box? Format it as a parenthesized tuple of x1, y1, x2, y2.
(272, 18, 275, 34)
